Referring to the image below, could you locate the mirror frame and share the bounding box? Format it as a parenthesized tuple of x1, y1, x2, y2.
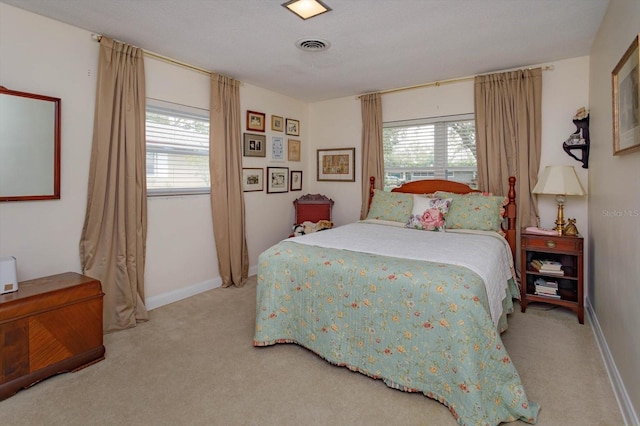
(0, 86, 61, 202)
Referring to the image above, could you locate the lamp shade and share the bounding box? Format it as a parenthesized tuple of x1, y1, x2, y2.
(532, 165, 586, 196)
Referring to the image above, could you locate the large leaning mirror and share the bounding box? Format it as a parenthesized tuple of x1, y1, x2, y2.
(0, 87, 61, 201)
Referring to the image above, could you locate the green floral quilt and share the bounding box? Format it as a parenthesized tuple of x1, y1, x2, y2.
(254, 241, 539, 426)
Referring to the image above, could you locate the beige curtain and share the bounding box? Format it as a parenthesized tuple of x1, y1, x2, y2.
(209, 73, 248, 288)
(79, 37, 148, 333)
(360, 93, 384, 219)
(474, 68, 542, 228)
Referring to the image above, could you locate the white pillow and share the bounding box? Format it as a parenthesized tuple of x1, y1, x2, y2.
(405, 195, 452, 232)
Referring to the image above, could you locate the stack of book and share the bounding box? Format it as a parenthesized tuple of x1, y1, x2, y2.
(530, 259, 564, 276)
(534, 277, 560, 298)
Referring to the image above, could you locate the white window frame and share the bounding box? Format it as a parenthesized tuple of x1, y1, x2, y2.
(383, 113, 477, 190)
(145, 99, 210, 196)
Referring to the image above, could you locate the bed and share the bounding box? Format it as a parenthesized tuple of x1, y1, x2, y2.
(253, 177, 539, 426)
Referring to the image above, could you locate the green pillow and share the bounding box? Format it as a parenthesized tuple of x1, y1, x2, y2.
(434, 191, 507, 232)
(366, 190, 413, 223)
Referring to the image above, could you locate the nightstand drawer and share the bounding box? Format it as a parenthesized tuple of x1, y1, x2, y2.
(522, 236, 582, 253)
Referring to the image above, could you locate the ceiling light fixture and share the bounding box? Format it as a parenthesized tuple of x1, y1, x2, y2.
(282, 0, 331, 20)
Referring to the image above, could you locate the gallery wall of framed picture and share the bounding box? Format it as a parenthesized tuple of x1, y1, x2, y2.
(242, 168, 264, 192)
(290, 170, 302, 191)
(242, 109, 304, 194)
(267, 167, 289, 193)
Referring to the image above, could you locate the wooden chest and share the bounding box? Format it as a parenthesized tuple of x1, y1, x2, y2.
(0, 272, 105, 400)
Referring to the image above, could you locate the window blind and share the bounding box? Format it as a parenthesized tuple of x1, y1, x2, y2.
(145, 99, 210, 196)
(383, 114, 477, 189)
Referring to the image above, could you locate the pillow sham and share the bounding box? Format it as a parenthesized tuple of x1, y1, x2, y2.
(366, 189, 413, 223)
(406, 195, 452, 231)
(434, 191, 507, 232)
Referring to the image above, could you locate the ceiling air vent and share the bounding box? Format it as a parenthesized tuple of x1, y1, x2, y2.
(296, 38, 331, 52)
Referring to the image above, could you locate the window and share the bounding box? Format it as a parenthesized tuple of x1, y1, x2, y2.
(145, 99, 210, 196)
(383, 114, 476, 190)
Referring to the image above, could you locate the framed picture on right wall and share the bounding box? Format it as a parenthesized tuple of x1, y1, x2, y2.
(317, 148, 355, 182)
(612, 33, 640, 155)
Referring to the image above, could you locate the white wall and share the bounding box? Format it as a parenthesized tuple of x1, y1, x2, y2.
(588, 0, 640, 423)
(0, 4, 97, 281)
(0, 4, 307, 308)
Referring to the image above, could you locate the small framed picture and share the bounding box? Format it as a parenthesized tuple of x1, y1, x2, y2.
(317, 147, 356, 182)
(285, 118, 300, 136)
(247, 110, 265, 132)
(290, 170, 302, 191)
(271, 115, 284, 132)
(243, 133, 266, 157)
(242, 168, 263, 192)
(612, 33, 640, 155)
(288, 139, 301, 161)
(267, 167, 289, 193)
(271, 136, 285, 161)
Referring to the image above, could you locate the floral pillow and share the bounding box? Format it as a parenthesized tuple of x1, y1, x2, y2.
(434, 191, 507, 232)
(405, 195, 452, 231)
(366, 189, 413, 223)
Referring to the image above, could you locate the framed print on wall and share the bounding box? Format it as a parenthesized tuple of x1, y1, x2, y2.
(271, 115, 284, 132)
(242, 168, 263, 192)
(613, 33, 640, 155)
(317, 148, 355, 182)
(290, 170, 302, 191)
(267, 167, 289, 193)
(243, 133, 266, 157)
(271, 136, 285, 161)
(247, 110, 265, 132)
(288, 139, 301, 161)
(285, 118, 300, 136)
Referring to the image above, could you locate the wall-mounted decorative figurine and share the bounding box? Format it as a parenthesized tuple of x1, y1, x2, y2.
(563, 107, 590, 169)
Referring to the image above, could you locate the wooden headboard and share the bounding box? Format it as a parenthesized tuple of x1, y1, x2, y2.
(368, 176, 517, 259)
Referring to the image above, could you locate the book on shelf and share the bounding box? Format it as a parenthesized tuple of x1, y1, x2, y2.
(530, 260, 565, 275)
(530, 259, 563, 271)
(534, 291, 561, 299)
(534, 278, 559, 297)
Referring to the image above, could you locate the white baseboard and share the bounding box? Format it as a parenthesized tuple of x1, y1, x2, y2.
(587, 298, 639, 426)
(146, 264, 259, 311)
(146, 277, 221, 310)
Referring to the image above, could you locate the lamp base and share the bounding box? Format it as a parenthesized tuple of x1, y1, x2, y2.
(554, 199, 565, 236)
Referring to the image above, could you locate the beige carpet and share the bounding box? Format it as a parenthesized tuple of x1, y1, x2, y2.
(0, 276, 622, 426)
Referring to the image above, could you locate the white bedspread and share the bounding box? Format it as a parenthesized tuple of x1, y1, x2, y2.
(288, 221, 514, 326)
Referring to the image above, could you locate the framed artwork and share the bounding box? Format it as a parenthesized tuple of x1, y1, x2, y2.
(285, 118, 300, 136)
(288, 139, 301, 161)
(243, 133, 266, 157)
(317, 148, 355, 182)
(247, 110, 265, 132)
(267, 167, 289, 193)
(290, 170, 303, 191)
(242, 168, 263, 192)
(271, 136, 285, 161)
(613, 33, 640, 155)
(271, 115, 284, 132)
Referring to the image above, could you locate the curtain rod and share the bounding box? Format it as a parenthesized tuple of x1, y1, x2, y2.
(91, 33, 211, 76)
(357, 65, 554, 99)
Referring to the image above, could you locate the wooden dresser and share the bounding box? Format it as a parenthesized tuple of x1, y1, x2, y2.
(0, 272, 105, 400)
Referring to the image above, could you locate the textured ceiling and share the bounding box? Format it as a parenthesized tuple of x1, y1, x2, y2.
(2, 0, 610, 102)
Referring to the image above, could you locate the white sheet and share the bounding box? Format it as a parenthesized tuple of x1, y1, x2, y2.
(288, 221, 514, 326)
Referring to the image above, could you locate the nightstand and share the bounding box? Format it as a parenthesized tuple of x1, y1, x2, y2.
(520, 230, 584, 323)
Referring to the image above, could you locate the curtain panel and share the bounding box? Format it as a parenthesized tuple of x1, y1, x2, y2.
(360, 93, 384, 219)
(209, 73, 248, 288)
(79, 37, 149, 332)
(474, 68, 542, 228)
